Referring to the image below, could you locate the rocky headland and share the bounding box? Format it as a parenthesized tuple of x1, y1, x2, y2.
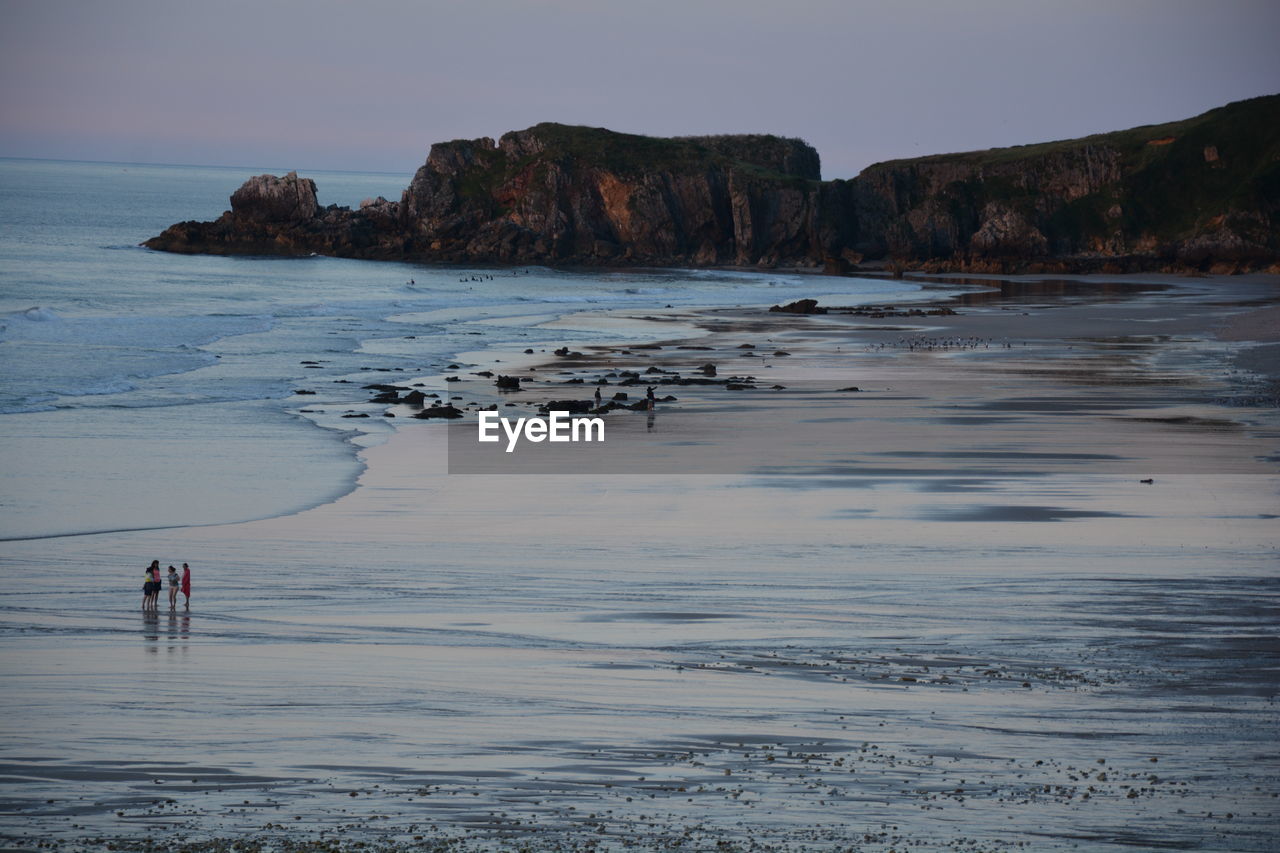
(146, 95, 1280, 274)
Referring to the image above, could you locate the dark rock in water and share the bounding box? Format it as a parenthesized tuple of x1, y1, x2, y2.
(838, 386, 862, 392)
(554, 347, 570, 356)
(677, 345, 713, 350)
(770, 299, 826, 315)
(368, 391, 401, 403)
(562, 377, 584, 384)
(771, 384, 786, 389)
(293, 389, 316, 395)
(698, 363, 717, 376)
(414, 405, 464, 419)
(660, 394, 678, 402)
(725, 383, 753, 390)
(524, 348, 535, 354)
(737, 343, 755, 349)
(474, 370, 494, 378)
(444, 376, 460, 382)
(401, 390, 428, 406)
(495, 375, 522, 390)
(447, 364, 460, 369)
(612, 392, 629, 400)
(773, 350, 791, 356)
(342, 412, 371, 418)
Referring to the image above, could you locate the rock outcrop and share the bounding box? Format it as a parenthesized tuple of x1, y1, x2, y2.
(145, 95, 1280, 273)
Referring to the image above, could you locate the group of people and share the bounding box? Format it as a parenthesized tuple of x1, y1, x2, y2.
(142, 560, 191, 610)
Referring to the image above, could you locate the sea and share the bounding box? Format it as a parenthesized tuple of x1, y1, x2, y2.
(0, 158, 922, 541)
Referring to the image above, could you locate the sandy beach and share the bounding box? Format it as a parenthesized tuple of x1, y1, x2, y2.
(1, 272, 1278, 851)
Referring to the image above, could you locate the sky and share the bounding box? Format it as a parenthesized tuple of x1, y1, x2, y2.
(1, 0, 1277, 179)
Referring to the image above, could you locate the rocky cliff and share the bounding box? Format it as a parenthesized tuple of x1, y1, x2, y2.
(842, 94, 1280, 274)
(145, 95, 1280, 273)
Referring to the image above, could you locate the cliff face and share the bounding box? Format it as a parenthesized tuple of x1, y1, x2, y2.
(395, 123, 836, 267)
(845, 94, 1280, 273)
(145, 96, 1280, 273)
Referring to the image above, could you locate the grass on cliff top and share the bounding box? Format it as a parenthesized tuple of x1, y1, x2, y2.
(862, 94, 1280, 172)
(521, 123, 818, 186)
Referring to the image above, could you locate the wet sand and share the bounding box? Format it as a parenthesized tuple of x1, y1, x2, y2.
(1, 273, 1278, 851)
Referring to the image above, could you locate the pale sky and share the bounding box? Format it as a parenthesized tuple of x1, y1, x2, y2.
(1, 0, 1276, 179)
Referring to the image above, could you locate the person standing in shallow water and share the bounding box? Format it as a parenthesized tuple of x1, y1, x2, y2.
(166, 565, 179, 609)
(142, 560, 159, 609)
(180, 563, 191, 610)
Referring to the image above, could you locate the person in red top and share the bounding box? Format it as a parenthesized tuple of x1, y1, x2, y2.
(180, 563, 192, 610)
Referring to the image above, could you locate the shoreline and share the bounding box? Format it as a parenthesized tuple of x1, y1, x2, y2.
(1, 273, 1278, 852)
(11, 269, 1278, 545)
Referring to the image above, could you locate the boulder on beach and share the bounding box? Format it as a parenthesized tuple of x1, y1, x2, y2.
(769, 299, 826, 314)
(413, 404, 465, 419)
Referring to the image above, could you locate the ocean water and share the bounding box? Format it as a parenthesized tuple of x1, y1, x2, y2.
(0, 158, 925, 540)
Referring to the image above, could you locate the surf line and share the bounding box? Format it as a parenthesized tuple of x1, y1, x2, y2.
(477, 410, 604, 453)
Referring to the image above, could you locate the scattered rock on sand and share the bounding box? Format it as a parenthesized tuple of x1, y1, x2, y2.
(540, 400, 594, 414)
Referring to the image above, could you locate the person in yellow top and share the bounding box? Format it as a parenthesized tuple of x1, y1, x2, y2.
(142, 559, 160, 610)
